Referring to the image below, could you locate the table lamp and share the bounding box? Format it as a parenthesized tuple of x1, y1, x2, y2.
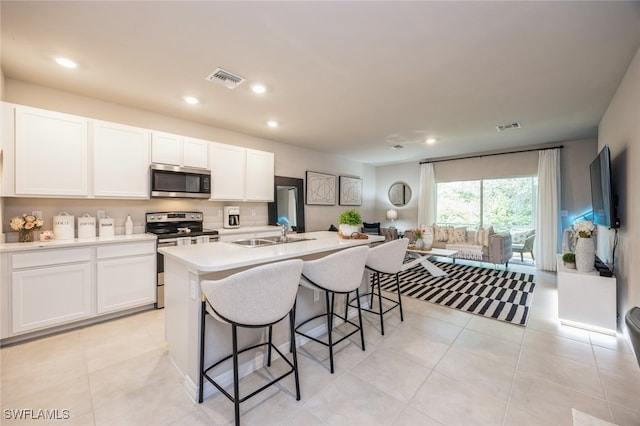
(386, 209, 398, 227)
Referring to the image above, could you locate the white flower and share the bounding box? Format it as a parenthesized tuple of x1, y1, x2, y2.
(574, 220, 595, 238)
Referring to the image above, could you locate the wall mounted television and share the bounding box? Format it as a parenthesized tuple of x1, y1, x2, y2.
(589, 144, 620, 229)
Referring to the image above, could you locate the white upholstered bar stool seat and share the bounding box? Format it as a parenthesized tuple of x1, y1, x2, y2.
(294, 245, 369, 373)
(348, 238, 409, 335)
(198, 259, 304, 426)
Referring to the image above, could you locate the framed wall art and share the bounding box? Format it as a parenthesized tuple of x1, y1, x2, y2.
(306, 171, 336, 205)
(339, 175, 362, 206)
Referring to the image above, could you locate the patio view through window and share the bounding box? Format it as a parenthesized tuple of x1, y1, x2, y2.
(436, 177, 538, 232)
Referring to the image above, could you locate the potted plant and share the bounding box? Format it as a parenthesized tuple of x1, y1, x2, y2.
(338, 209, 362, 237)
(562, 252, 576, 269)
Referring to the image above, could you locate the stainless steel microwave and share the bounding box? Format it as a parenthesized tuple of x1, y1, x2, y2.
(150, 164, 211, 199)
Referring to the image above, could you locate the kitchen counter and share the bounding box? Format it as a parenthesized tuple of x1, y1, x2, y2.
(160, 231, 382, 273)
(160, 230, 384, 401)
(0, 233, 157, 253)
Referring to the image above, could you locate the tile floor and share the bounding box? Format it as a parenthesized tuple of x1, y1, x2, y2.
(1, 263, 639, 426)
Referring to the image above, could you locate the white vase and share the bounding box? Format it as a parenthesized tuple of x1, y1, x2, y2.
(339, 224, 359, 237)
(415, 238, 424, 250)
(422, 228, 433, 250)
(575, 237, 595, 272)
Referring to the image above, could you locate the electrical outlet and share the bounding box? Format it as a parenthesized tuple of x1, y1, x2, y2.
(251, 208, 256, 217)
(31, 210, 42, 219)
(218, 208, 222, 217)
(97, 210, 106, 220)
(313, 290, 320, 302)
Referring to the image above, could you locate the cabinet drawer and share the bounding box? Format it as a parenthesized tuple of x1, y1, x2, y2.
(97, 241, 156, 259)
(12, 248, 92, 269)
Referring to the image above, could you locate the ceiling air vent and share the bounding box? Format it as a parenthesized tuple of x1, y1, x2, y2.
(496, 122, 522, 132)
(206, 68, 246, 89)
(389, 144, 405, 150)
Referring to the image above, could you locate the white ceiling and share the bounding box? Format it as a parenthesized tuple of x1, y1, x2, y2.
(2, 1, 639, 165)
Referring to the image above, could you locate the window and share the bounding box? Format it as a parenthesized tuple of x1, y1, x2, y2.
(436, 177, 537, 232)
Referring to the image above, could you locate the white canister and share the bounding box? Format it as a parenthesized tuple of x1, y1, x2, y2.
(99, 217, 115, 238)
(53, 212, 75, 240)
(78, 214, 96, 239)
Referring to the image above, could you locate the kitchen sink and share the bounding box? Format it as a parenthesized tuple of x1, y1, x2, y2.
(231, 236, 314, 247)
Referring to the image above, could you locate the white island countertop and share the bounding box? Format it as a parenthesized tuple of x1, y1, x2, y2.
(159, 231, 384, 273)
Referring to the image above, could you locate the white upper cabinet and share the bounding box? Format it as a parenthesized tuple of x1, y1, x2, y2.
(182, 137, 209, 169)
(15, 106, 89, 197)
(209, 143, 274, 202)
(151, 131, 181, 165)
(151, 132, 208, 169)
(209, 142, 246, 200)
(245, 148, 274, 201)
(92, 120, 150, 198)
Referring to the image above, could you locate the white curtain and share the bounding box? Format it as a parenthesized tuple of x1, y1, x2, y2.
(418, 162, 436, 227)
(536, 149, 560, 271)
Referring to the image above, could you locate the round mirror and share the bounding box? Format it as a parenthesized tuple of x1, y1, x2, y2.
(388, 182, 412, 207)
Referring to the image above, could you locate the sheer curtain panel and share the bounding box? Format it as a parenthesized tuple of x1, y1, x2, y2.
(536, 148, 560, 271)
(418, 162, 436, 227)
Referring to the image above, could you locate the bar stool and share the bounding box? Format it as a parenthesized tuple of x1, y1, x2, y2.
(294, 245, 369, 373)
(198, 259, 304, 426)
(347, 238, 409, 335)
(625, 307, 640, 367)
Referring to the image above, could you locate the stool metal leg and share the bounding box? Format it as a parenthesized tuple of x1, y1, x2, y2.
(198, 300, 206, 404)
(289, 309, 301, 400)
(267, 325, 273, 367)
(232, 324, 241, 426)
(355, 288, 365, 351)
(396, 272, 404, 321)
(375, 271, 385, 335)
(325, 290, 335, 373)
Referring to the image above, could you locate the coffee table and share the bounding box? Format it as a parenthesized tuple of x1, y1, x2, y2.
(405, 247, 459, 277)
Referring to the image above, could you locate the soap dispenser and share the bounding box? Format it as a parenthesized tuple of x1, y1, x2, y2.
(125, 214, 133, 235)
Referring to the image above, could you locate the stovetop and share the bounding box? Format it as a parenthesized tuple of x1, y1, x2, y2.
(145, 211, 218, 240)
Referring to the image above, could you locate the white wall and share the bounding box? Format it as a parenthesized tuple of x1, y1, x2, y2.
(1, 79, 376, 237)
(598, 45, 640, 332)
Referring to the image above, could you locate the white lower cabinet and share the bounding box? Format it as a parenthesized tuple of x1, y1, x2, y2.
(12, 254, 93, 334)
(97, 255, 155, 313)
(97, 241, 156, 313)
(4, 240, 156, 339)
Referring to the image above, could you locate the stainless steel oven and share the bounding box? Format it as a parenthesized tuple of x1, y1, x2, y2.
(146, 212, 219, 308)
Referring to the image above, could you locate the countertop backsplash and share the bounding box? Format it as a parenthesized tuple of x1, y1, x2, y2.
(2, 197, 269, 241)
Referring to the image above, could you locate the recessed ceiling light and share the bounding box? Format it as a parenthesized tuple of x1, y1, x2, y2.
(267, 120, 278, 128)
(426, 138, 437, 145)
(251, 84, 267, 94)
(183, 96, 199, 105)
(55, 57, 77, 69)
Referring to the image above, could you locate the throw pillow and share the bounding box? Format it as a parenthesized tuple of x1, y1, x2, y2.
(434, 224, 449, 242)
(448, 226, 466, 244)
(475, 226, 495, 247)
(512, 230, 527, 244)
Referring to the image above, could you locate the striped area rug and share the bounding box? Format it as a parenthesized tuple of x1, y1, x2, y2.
(377, 260, 536, 326)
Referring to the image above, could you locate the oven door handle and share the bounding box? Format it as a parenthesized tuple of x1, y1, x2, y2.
(157, 241, 177, 248)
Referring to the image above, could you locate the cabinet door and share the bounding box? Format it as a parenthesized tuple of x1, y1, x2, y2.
(1, 103, 16, 196)
(15, 106, 89, 196)
(151, 131, 182, 165)
(183, 137, 209, 169)
(97, 254, 155, 313)
(93, 120, 150, 198)
(209, 142, 246, 200)
(12, 263, 92, 333)
(245, 149, 274, 201)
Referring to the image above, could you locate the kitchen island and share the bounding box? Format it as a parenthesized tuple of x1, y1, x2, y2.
(159, 230, 384, 401)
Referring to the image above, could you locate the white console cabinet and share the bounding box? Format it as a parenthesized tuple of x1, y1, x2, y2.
(556, 254, 617, 334)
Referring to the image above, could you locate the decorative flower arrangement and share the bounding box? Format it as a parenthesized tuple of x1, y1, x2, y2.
(574, 220, 595, 238)
(10, 213, 43, 242)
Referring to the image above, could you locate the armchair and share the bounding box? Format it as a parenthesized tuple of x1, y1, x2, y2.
(512, 232, 535, 262)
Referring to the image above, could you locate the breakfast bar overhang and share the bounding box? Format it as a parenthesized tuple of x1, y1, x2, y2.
(159, 231, 385, 400)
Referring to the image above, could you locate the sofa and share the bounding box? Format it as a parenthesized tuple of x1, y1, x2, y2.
(406, 224, 513, 267)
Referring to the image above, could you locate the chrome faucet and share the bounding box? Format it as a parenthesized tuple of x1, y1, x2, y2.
(279, 223, 288, 242)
